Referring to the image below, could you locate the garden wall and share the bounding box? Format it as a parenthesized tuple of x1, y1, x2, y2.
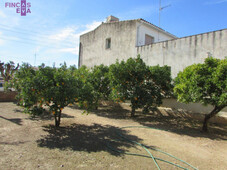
(162, 98, 227, 124)
(0, 91, 17, 102)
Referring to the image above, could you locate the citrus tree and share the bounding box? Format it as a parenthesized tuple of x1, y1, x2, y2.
(174, 57, 227, 132)
(90, 64, 111, 109)
(72, 65, 97, 110)
(8, 63, 82, 127)
(149, 65, 172, 97)
(6, 63, 37, 108)
(109, 56, 171, 116)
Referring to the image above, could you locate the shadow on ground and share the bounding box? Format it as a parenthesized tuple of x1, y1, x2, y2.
(25, 111, 74, 121)
(131, 108, 227, 140)
(36, 123, 153, 156)
(0, 115, 23, 125)
(68, 103, 130, 120)
(75, 103, 227, 140)
(0, 141, 29, 145)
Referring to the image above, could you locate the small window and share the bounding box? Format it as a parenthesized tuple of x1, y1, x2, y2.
(145, 34, 154, 45)
(106, 38, 111, 49)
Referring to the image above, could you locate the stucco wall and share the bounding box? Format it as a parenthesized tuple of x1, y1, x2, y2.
(137, 29, 227, 77)
(162, 98, 227, 115)
(80, 20, 138, 67)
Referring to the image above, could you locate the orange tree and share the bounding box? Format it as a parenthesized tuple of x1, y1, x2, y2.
(174, 57, 227, 132)
(34, 63, 80, 127)
(90, 64, 111, 109)
(72, 65, 110, 110)
(72, 65, 97, 110)
(8, 63, 82, 127)
(6, 63, 38, 109)
(149, 65, 173, 97)
(109, 56, 172, 116)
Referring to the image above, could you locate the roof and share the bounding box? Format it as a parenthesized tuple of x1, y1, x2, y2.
(138, 18, 177, 38)
(80, 17, 177, 38)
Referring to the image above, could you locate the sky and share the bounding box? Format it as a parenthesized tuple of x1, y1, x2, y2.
(0, 0, 226, 67)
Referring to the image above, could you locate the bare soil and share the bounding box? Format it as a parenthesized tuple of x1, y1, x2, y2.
(0, 102, 227, 170)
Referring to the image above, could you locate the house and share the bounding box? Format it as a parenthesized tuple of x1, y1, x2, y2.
(79, 16, 227, 77)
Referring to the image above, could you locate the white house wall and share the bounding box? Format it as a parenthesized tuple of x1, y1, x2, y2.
(80, 20, 137, 67)
(136, 22, 175, 46)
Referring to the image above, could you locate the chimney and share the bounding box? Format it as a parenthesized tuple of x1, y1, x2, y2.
(106, 15, 119, 23)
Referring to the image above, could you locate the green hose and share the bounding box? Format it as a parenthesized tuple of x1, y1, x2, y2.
(106, 126, 198, 170)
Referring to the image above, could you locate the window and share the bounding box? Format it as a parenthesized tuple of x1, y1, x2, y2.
(106, 38, 111, 49)
(145, 34, 154, 45)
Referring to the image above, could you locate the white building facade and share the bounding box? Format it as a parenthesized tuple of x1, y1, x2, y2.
(79, 16, 227, 77)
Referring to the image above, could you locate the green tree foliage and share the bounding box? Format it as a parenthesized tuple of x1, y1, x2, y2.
(174, 57, 227, 132)
(90, 64, 111, 108)
(72, 65, 111, 110)
(72, 65, 96, 110)
(6, 63, 37, 106)
(109, 56, 172, 116)
(7, 57, 172, 126)
(34, 64, 80, 127)
(149, 65, 173, 97)
(9, 63, 81, 127)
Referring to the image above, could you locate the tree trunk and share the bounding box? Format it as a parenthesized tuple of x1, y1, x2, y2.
(54, 111, 62, 127)
(131, 107, 135, 117)
(202, 106, 224, 132)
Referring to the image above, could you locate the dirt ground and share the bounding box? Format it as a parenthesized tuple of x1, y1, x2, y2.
(0, 102, 227, 170)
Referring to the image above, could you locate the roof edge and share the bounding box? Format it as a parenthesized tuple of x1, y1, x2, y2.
(138, 19, 178, 38)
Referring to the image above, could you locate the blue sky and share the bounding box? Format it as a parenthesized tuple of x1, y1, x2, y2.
(0, 0, 226, 67)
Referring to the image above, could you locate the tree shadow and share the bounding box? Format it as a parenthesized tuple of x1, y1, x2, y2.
(92, 106, 130, 119)
(79, 103, 227, 140)
(132, 108, 227, 140)
(68, 103, 131, 120)
(0, 141, 28, 145)
(27, 111, 74, 121)
(0, 115, 22, 125)
(36, 123, 152, 156)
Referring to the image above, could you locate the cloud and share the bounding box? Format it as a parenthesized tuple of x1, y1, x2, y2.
(46, 21, 102, 55)
(79, 21, 102, 35)
(58, 48, 78, 55)
(0, 11, 6, 18)
(48, 26, 79, 42)
(0, 32, 5, 45)
(205, 0, 227, 5)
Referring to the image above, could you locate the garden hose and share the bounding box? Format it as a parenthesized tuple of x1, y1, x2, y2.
(106, 126, 198, 170)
